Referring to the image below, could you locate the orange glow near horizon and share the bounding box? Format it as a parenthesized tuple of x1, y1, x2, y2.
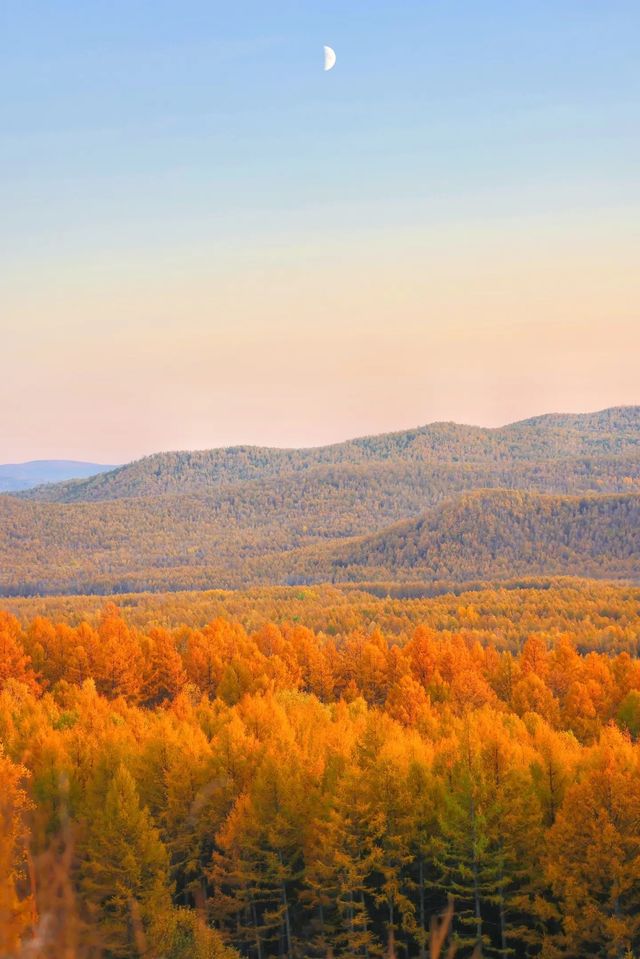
(2, 214, 639, 463)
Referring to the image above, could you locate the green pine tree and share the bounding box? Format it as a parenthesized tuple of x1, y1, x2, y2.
(79, 763, 172, 957)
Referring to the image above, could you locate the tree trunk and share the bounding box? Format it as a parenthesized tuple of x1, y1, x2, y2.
(499, 894, 506, 958)
(498, 854, 507, 958)
(360, 889, 370, 958)
(470, 793, 483, 957)
(418, 858, 427, 959)
(250, 897, 263, 959)
(282, 881, 293, 958)
(387, 896, 396, 959)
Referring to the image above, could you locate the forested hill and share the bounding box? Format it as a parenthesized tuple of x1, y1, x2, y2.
(283, 490, 640, 585)
(19, 405, 640, 503)
(1, 489, 638, 596)
(3, 407, 639, 596)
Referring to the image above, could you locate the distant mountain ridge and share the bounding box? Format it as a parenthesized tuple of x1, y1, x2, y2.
(0, 460, 116, 494)
(2, 406, 639, 597)
(18, 405, 640, 503)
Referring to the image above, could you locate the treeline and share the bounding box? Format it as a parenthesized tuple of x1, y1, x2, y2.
(2, 598, 640, 957)
(4, 580, 640, 657)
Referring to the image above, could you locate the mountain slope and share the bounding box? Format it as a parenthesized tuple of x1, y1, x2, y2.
(1, 489, 638, 596)
(19, 406, 640, 503)
(282, 490, 640, 585)
(0, 460, 115, 494)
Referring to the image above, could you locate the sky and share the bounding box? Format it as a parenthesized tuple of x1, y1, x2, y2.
(1, 0, 639, 463)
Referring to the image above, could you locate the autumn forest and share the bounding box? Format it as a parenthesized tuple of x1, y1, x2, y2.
(2, 581, 640, 958)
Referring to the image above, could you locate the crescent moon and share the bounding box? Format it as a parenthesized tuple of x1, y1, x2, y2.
(323, 45, 336, 71)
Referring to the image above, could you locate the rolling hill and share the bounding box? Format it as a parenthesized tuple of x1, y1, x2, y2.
(19, 405, 640, 503)
(281, 490, 640, 585)
(2, 407, 639, 597)
(1, 487, 638, 597)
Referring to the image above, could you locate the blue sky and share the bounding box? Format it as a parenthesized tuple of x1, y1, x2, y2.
(1, 1, 639, 460)
(2, 1, 638, 255)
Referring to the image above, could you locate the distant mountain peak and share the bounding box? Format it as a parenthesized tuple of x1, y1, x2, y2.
(0, 460, 116, 494)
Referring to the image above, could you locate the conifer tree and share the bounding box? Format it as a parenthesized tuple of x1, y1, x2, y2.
(545, 727, 640, 957)
(79, 763, 172, 957)
(0, 748, 34, 955)
(92, 604, 143, 700)
(435, 716, 525, 958)
(0, 611, 38, 691)
(140, 626, 187, 706)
